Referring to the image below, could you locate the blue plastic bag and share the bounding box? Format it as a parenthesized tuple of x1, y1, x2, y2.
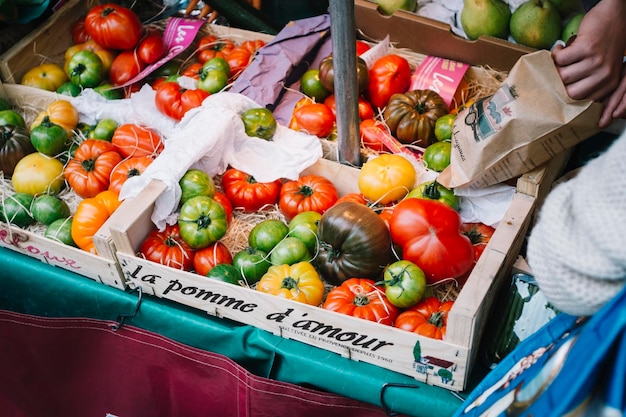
(454, 284, 626, 416)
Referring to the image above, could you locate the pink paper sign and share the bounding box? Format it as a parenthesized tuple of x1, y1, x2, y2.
(117, 17, 205, 88)
(409, 56, 469, 108)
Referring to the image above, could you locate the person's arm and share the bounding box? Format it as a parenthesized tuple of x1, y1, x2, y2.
(527, 132, 626, 316)
(551, 0, 626, 128)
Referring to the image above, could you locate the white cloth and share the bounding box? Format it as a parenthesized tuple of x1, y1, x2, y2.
(527, 128, 626, 316)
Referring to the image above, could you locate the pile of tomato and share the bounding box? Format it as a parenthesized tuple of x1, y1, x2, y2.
(20, 3, 266, 122)
(123, 148, 495, 341)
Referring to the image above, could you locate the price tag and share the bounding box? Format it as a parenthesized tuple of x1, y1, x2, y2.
(409, 56, 469, 108)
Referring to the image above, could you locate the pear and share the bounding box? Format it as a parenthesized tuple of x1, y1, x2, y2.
(461, 0, 511, 40)
(510, 0, 562, 49)
(562, 12, 585, 43)
(375, 0, 417, 15)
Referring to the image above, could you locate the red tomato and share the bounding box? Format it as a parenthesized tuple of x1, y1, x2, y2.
(192, 241, 233, 276)
(394, 297, 454, 340)
(226, 46, 253, 79)
(323, 94, 374, 121)
(64, 139, 123, 198)
(356, 40, 371, 56)
(334, 192, 368, 206)
(154, 81, 210, 121)
(367, 54, 412, 109)
(108, 156, 154, 195)
(111, 123, 164, 158)
(196, 36, 235, 64)
(322, 278, 399, 326)
(221, 168, 281, 213)
(71, 18, 91, 44)
(279, 174, 339, 220)
(139, 224, 195, 271)
(461, 222, 495, 261)
(138, 33, 166, 65)
(389, 198, 474, 284)
(109, 50, 145, 86)
(212, 191, 233, 224)
(181, 62, 203, 80)
(84, 3, 143, 50)
(292, 103, 335, 138)
(359, 118, 390, 152)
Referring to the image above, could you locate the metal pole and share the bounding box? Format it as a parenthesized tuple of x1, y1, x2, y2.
(328, 0, 361, 167)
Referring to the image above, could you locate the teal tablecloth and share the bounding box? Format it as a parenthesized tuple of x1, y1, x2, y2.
(0, 247, 482, 416)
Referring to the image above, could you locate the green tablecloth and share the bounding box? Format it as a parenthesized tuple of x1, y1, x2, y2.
(0, 247, 483, 416)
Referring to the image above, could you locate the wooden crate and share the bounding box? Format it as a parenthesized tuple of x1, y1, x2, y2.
(106, 154, 564, 391)
(0, 0, 274, 84)
(0, 83, 127, 289)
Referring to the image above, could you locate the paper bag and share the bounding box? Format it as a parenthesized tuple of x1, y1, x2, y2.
(438, 50, 603, 189)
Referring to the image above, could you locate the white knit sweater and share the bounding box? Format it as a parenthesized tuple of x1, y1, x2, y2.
(527, 130, 626, 316)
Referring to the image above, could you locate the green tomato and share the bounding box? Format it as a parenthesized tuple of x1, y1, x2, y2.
(233, 246, 271, 285)
(178, 196, 227, 249)
(179, 169, 215, 205)
(434, 113, 455, 141)
(407, 180, 460, 211)
(152, 60, 180, 78)
(206, 263, 243, 285)
(65, 49, 104, 89)
(422, 140, 451, 172)
(94, 84, 124, 100)
(31, 194, 70, 225)
(0, 97, 10, 111)
(56, 82, 82, 97)
(30, 117, 68, 156)
(88, 118, 118, 141)
(269, 236, 311, 266)
(1, 193, 35, 228)
(248, 218, 289, 253)
(241, 107, 277, 140)
(300, 69, 331, 103)
(202, 57, 231, 78)
(197, 68, 228, 94)
(383, 260, 427, 308)
(44, 217, 76, 247)
(288, 211, 321, 254)
(0, 109, 26, 128)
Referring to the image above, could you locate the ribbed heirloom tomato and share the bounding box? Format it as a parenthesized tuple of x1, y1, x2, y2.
(394, 297, 454, 340)
(389, 198, 474, 284)
(322, 278, 399, 326)
(221, 168, 282, 212)
(64, 139, 123, 198)
(257, 261, 325, 306)
(84, 3, 143, 50)
(111, 123, 164, 158)
(278, 174, 339, 221)
(72, 190, 121, 253)
(155, 81, 210, 121)
(108, 156, 154, 195)
(139, 223, 195, 271)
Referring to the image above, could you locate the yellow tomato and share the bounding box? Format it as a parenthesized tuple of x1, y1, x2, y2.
(21, 63, 68, 91)
(64, 39, 116, 73)
(12, 152, 65, 196)
(358, 154, 416, 205)
(257, 261, 325, 306)
(31, 99, 79, 137)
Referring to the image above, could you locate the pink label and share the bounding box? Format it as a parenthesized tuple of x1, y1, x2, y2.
(409, 56, 469, 107)
(118, 17, 205, 88)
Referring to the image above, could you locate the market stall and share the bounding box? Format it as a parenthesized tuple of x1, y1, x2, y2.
(0, 0, 607, 415)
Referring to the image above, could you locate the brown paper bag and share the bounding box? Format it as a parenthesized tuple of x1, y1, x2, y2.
(437, 50, 603, 189)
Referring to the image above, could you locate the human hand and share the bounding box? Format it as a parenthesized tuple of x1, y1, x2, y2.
(598, 63, 626, 128)
(552, 0, 626, 103)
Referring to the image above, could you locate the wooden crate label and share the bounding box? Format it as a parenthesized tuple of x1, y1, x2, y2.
(119, 254, 467, 390)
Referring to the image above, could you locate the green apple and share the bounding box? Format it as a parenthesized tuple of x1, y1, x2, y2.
(510, 0, 562, 49)
(461, 0, 512, 40)
(375, 0, 417, 15)
(562, 12, 584, 43)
